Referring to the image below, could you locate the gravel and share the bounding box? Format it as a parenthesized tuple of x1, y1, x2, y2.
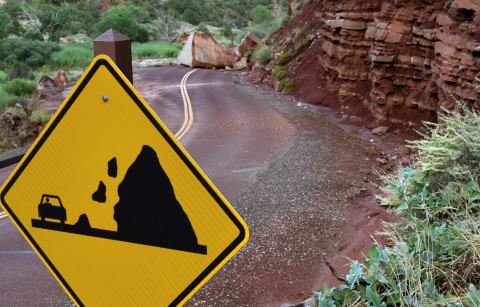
(188, 79, 377, 306)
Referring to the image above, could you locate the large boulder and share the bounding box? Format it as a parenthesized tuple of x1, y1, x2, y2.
(177, 32, 238, 68)
(37, 76, 56, 89)
(37, 71, 68, 89)
(237, 32, 263, 57)
(52, 70, 68, 87)
(178, 32, 190, 45)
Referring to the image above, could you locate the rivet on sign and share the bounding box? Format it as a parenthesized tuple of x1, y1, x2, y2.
(102, 95, 109, 103)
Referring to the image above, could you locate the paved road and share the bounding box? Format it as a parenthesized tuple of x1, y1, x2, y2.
(0, 66, 294, 306)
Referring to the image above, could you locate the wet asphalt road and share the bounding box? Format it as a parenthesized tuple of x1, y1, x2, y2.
(0, 66, 294, 306)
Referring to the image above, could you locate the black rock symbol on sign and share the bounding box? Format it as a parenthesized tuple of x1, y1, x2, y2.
(31, 145, 207, 255)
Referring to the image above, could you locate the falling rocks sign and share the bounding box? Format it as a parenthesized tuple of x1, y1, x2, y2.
(0, 55, 248, 306)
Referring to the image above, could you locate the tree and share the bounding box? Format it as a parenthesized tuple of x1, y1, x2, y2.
(222, 23, 234, 45)
(251, 5, 272, 24)
(0, 9, 22, 39)
(183, 8, 202, 25)
(96, 6, 149, 42)
(150, 11, 178, 41)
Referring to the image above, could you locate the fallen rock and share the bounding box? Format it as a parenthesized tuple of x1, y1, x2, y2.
(233, 57, 248, 70)
(372, 126, 389, 135)
(237, 32, 262, 57)
(52, 70, 68, 87)
(177, 32, 238, 69)
(37, 76, 56, 89)
(178, 32, 190, 45)
(349, 116, 363, 125)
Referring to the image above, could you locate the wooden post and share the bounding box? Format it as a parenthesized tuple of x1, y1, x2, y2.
(93, 29, 133, 84)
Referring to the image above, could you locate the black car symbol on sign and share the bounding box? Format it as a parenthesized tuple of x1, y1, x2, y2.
(38, 194, 66, 224)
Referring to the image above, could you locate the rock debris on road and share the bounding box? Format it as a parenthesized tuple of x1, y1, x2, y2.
(188, 77, 377, 306)
(0, 67, 378, 306)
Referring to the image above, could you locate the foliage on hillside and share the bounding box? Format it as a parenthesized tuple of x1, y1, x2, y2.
(0, 0, 288, 146)
(314, 106, 480, 306)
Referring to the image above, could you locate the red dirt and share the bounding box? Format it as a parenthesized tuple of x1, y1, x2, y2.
(241, 71, 419, 305)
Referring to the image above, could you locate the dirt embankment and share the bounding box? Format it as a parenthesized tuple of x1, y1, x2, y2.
(251, 0, 480, 125)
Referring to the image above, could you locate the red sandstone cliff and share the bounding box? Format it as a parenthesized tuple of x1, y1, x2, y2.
(254, 0, 480, 123)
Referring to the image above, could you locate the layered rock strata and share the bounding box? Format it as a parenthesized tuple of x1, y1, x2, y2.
(271, 0, 480, 123)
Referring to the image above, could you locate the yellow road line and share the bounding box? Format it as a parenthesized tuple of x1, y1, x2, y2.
(175, 69, 197, 140)
(0, 69, 198, 223)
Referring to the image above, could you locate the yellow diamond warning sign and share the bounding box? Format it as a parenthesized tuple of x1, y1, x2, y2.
(0, 55, 249, 306)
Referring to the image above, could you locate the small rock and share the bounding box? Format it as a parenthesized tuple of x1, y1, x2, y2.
(372, 126, 389, 135)
(349, 116, 362, 125)
(37, 76, 56, 89)
(225, 66, 233, 71)
(297, 102, 303, 107)
(233, 57, 248, 70)
(375, 157, 388, 164)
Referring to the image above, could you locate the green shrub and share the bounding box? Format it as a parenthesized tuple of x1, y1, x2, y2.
(29, 109, 52, 125)
(96, 6, 149, 42)
(277, 51, 294, 65)
(4, 106, 26, 118)
(278, 77, 294, 94)
(183, 8, 203, 25)
(49, 45, 93, 69)
(197, 24, 212, 36)
(251, 5, 272, 24)
(6, 62, 33, 81)
(23, 28, 43, 41)
(294, 39, 311, 54)
(4, 79, 37, 97)
(0, 38, 61, 69)
(31, 1, 100, 40)
(0, 70, 6, 83)
(246, 12, 287, 39)
(2, 0, 22, 18)
(132, 42, 182, 59)
(0, 8, 22, 39)
(0, 89, 16, 109)
(273, 67, 287, 80)
(252, 46, 272, 64)
(314, 106, 480, 306)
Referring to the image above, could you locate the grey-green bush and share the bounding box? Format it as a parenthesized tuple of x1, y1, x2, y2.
(252, 46, 272, 64)
(4, 79, 37, 97)
(0, 90, 16, 110)
(314, 106, 480, 306)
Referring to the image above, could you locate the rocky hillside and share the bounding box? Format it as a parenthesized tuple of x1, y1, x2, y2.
(255, 0, 480, 124)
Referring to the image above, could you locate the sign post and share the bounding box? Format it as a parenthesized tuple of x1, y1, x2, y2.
(93, 28, 133, 84)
